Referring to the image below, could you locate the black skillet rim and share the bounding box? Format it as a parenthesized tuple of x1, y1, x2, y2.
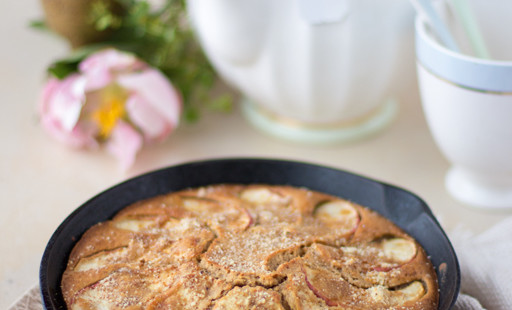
(40, 158, 460, 309)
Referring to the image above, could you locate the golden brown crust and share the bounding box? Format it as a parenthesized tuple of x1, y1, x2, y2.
(62, 184, 439, 309)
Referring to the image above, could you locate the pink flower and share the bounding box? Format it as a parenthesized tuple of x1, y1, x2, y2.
(39, 49, 182, 170)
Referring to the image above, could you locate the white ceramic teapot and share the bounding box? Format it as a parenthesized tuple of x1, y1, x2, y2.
(187, 0, 412, 143)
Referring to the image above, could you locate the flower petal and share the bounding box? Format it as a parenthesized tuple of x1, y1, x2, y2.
(39, 77, 60, 115)
(117, 69, 181, 128)
(53, 75, 87, 131)
(80, 49, 147, 92)
(105, 121, 143, 170)
(125, 93, 173, 141)
(40, 116, 98, 149)
(79, 49, 142, 73)
(39, 75, 98, 148)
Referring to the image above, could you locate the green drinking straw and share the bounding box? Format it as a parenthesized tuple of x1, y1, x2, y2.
(449, 0, 491, 59)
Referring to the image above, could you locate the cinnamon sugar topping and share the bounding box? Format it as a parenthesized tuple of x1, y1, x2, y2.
(62, 185, 438, 309)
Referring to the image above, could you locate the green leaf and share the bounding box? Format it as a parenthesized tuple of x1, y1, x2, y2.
(208, 94, 233, 112)
(96, 15, 113, 31)
(47, 45, 107, 79)
(48, 61, 79, 79)
(29, 20, 48, 30)
(183, 107, 200, 123)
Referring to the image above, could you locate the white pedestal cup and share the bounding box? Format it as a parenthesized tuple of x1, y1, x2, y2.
(416, 10, 512, 209)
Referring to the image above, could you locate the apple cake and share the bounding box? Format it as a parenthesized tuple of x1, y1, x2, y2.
(61, 185, 439, 309)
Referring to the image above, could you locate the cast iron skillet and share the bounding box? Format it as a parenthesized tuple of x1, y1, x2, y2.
(40, 158, 460, 309)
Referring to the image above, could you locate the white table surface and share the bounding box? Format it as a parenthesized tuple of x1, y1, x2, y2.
(2, 2, 510, 308)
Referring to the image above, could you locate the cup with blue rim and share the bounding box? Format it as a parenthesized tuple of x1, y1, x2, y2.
(415, 4, 512, 209)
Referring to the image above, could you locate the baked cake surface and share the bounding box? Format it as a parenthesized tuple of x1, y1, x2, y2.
(62, 185, 439, 309)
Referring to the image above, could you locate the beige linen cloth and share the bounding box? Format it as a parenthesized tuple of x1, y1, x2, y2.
(9, 217, 512, 310)
(449, 215, 512, 310)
